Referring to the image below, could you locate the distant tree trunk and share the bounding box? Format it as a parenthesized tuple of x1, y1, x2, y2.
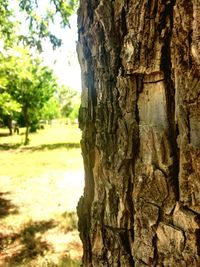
(4, 115, 13, 135)
(77, 1, 200, 266)
(8, 118, 12, 136)
(23, 106, 30, 145)
(24, 125, 29, 145)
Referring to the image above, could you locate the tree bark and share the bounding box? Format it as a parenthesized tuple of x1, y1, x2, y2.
(77, 1, 200, 266)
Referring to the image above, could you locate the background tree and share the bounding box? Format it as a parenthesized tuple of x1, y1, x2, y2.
(40, 95, 61, 122)
(18, 0, 78, 51)
(57, 85, 79, 119)
(0, 0, 79, 140)
(67, 94, 80, 122)
(0, 0, 78, 52)
(77, 1, 200, 266)
(0, 91, 21, 134)
(38, 87, 80, 123)
(0, 0, 15, 46)
(0, 50, 21, 134)
(5, 48, 57, 144)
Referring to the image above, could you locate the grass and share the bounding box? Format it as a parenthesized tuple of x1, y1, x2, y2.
(0, 124, 83, 178)
(0, 123, 81, 146)
(0, 123, 83, 266)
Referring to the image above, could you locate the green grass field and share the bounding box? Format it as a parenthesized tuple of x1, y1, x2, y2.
(0, 124, 83, 177)
(0, 123, 83, 266)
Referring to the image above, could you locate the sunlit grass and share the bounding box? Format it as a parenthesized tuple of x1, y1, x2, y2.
(0, 123, 83, 178)
(0, 123, 81, 147)
(0, 123, 83, 266)
(0, 148, 82, 179)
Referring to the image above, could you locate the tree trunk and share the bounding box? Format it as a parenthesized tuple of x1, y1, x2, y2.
(4, 116, 13, 135)
(24, 125, 30, 145)
(23, 106, 30, 145)
(77, 1, 200, 266)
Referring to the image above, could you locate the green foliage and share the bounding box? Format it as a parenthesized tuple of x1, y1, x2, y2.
(68, 95, 80, 120)
(0, 0, 15, 44)
(0, 0, 78, 51)
(0, 51, 21, 128)
(40, 95, 61, 121)
(40, 85, 80, 122)
(50, 0, 78, 27)
(57, 85, 80, 119)
(6, 48, 57, 108)
(0, 92, 21, 116)
(0, 0, 79, 142)
(18, 0, 78, 50)
(0, 46, 58, 143)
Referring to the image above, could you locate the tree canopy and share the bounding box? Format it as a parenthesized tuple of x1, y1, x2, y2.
(0, 0, 79, 144)
(0, 0, 78, 50)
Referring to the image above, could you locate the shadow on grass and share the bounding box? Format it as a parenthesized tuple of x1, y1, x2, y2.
(0, 143, 22, 150)
(0, 219, 56, 266)
(0, 209, 82, 266)
(0, 133, 10, 137)
(0, 192, 19, 218)
(27, 142, 80, 151)
(0, 131, 24, 137)
(60, 211, 78, 233)
(0, 142, 80, 151)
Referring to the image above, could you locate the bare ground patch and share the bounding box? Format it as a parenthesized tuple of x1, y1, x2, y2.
(0, 171, 84, 266)
(0, 125, 84, 266)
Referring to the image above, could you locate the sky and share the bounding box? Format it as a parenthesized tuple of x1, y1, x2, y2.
(10, 0, 82, 91)
(41, 14, 82, 91)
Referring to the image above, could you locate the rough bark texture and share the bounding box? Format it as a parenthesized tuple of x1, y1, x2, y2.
(77, 0, 200, 266)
